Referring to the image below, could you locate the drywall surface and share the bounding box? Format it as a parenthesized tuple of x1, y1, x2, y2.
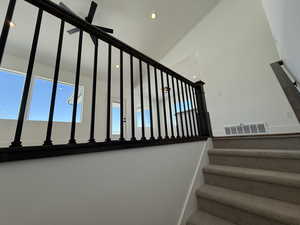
(161, 0, 300, 136)
(0, 141, 205, 225)
(262, 0, 300, 84)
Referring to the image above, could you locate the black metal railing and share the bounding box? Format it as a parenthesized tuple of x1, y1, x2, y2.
(0, 0, 212, 162)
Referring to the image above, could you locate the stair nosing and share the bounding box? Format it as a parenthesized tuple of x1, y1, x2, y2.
(196, 185, 300, 225)
(203, 165, 300, 188)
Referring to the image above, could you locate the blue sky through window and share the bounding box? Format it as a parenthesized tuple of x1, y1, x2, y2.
(112, 103, 120, 135)
(175, 101, 193, 113)
(29, 78, 82, 122)
(137, 109, 151, 127)
(0, 69, 25, 119)
(0, 69, 83, 122)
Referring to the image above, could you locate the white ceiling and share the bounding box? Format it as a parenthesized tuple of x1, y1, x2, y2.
(1, 0, 219, 80)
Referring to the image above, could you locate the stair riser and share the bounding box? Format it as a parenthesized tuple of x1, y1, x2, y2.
(204, 173, 300, 205)
(197, 197, 285, 225)
(209, 155, 300, 173)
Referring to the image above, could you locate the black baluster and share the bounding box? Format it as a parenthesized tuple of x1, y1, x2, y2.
(192, 87, 200, 136)
(147, 64, 154, 140)
(139, 59, 146, 140)
(105, 44, 112, 142)
(10, 9, 43, 148)
(0, 0, 16, 65)
(44, 20, 65, 146)
(130, 55, 136, 141)
(181, 80, 189, 138)
(176, 79, 185, 138)
(160, 70, 168, 139)
(172, 76, 179, 138)
(119, 50, 125, 141)
(189, 84, 198, 136)
(185, 83, 193, 137)
(166, 74, 175, 139)
(154, 68, 162, 139)
(89, 38, 98, 143)
(69, 30, 83, 144)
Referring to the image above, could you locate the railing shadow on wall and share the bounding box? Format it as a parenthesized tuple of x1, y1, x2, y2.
(0, 0, 212, 162)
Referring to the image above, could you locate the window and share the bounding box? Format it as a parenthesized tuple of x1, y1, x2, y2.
(137, 109, 151, 128)
(0, 68, 83, 122)
(175, 101, 193, 113)
(174, 101, 194, 126)
(0, 69, 25, 119)
(29, 77, 83, 122)
(112, 102, 121, 135)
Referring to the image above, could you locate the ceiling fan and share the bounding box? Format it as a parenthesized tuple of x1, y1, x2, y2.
(59, 1, 114, 45)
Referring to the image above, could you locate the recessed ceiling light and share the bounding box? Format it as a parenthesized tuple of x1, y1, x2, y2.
(116, 64, 120, 69)
(9, 21, 16, 28)
(193, 75, 197, 79)
(151, 11, 157, 20)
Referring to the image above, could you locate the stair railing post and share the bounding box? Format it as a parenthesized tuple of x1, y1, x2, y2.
(194, 81, 212, 137)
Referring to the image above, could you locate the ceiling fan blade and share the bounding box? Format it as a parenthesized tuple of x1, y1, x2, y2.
(90, 34, 97, 45)
(85, 1, 98, 23)
(59, 2, 78, 17)
(95, 25, 114, 34)
(67, 27, 80, 34)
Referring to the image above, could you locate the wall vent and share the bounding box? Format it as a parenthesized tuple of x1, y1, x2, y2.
(224, 123, 267, 136)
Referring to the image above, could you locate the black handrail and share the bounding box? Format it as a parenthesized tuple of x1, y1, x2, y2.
(0, 0, 212, 163)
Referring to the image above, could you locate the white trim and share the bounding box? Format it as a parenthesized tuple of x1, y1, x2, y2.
(176, 139, 211, 225)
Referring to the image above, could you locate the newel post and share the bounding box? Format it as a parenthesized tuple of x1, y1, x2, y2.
(194, 81, 212, 137)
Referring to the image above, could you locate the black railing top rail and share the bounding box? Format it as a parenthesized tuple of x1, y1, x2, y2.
(24, 0, 200, 86)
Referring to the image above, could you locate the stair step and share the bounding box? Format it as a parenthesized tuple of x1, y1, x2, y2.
(208, 149, 300, 173)
(187, 210, 236, 225)
(213, 134, 300, 150)
(203, 165, 300, 204)
(209, 149, 300, 159)
(196, 185, 300, 225)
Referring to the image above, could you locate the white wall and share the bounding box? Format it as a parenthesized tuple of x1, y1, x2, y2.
(0, 141, 206, 225)
(161, 0, 300, 136)
(262, 0, 300, 84)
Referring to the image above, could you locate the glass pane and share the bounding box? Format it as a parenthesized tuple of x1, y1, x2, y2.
(112, 103, 120, 135)
(0, 69, 25, 119)
(136, 109, 151, 127)
(175, 101, 193, 113)
(28, 78, 83, 122)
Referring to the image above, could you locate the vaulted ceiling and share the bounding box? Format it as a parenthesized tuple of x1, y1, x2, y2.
(0, 0, 219, 80)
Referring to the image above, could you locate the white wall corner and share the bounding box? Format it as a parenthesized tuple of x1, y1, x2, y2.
(176, 138, 212, 225)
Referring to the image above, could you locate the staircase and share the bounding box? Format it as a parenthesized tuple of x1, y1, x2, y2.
(187, 136, 300, 225)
